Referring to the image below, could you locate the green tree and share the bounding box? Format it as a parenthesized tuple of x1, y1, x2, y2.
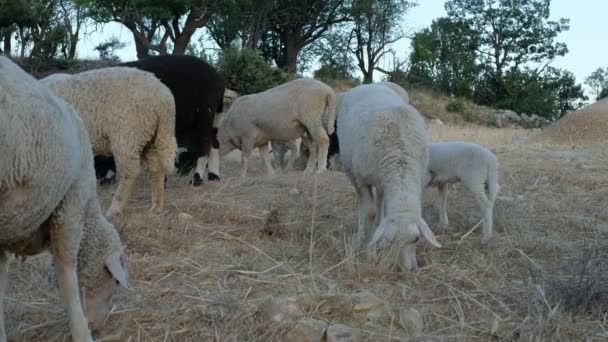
(407, 17, 479, 97)
(483, 66, 585, 119)
(0, 0, 89, 61)
(262, 0, 350, 75)
(349, 0, 415, 83)
(310, 27, 356, 81)
(584, 67, 608, 101)
(216, 46, 287, 95)
(85, 0, 218, 59)
(445, 0, 570, 100)
(207, 0, 269, 49)
(94, 35, 126, 60)
(57, 0, 89, 60)
(544, 67, 587, 116)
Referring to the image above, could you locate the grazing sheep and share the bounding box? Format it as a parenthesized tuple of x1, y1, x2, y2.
(122, 55, 225, 185)
(324, 83, 408, 168)
(272, 91, 344, 171)
(92, 56, 226, 187)
(218, 78, 337, 176)
(338, 84, 441, 271)
(0, 57, 127, 341)
(42, 67, 177, 219)
(426, 141, 500, 243)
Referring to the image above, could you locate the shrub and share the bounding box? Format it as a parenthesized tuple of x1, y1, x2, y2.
(446, 97, 466, 113)
(217, 47, 287, 95)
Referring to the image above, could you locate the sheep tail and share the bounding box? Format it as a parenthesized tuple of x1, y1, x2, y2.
(324, 91, 338, 135)
(143, 103, 177, 176)
(486, 157, 500, 201)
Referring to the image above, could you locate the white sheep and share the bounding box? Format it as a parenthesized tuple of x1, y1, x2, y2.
(338, 84, 441, 271)
(0, 56, 128, 341)
(42, 67, 177, 219)
(379, 81, 410, 104)
(426, 141, 500, 243)
(218, 78, 337, 176)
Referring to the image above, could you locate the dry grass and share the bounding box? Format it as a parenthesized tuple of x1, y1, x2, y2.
(5, 124, 608, 341)
(534, 98, 608, 147)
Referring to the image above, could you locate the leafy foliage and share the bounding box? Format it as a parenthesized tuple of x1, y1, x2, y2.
(94, 36, 126, 60)
(407, 17, 479, 98)
(585, 67, 608, 101)
(216, 46, 287, 95)
(445, 0, 570, 98)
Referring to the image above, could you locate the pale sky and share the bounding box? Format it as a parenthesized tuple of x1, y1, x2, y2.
(76, 0, 606, 90)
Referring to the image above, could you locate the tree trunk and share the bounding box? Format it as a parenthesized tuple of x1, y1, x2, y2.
(68, 34, 78, 60)
(285, 34, 298, 76)
(2, 33, 10, 56)
(133, 32, 150, 60)
(172, 29, 196, 55)
(361, 62, 374, 84)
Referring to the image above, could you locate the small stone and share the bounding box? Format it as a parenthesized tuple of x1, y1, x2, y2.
(399, 308, 424, 334)
(286, 318, 328, 342)
(326, 324, 362, 342)
(258, 294, 313, 323)
(289, 188, 300, 196)
(430, 118, 444, 126)
(351, 290, 389, 324)
(178, 212, 193, 224)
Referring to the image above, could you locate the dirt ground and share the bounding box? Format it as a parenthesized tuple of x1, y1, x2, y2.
(5, 123, 608, 341)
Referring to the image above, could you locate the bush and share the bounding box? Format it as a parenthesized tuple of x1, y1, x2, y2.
(217, 47, 287, 95)
(446, 97, 466, 113)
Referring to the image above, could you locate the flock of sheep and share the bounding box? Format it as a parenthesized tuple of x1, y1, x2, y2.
(0, 53, 500, 341)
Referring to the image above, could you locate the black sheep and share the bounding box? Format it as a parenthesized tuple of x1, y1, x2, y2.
(94, 55, 225, 186)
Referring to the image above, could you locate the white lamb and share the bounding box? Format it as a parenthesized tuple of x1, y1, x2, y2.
(218, 78, 337, 176)
(338, 84, 441, 271)
(42, 67, 177, 219)
(379, 81, 410, 104)
(0, 56, 128, 341)
(426, 141, 500, 243)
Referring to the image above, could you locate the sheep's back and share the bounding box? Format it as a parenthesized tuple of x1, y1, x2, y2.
(0, 58, 85, 248)
(42, 67, 175, 155)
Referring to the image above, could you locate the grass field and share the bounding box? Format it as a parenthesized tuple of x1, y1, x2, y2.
(5, 120, 608, 341)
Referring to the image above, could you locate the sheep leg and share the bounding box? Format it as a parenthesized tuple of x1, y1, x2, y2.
(303, 122, 330, 173)
(240, 135, 256, 178)
(149, 171, 165, 215)
(207, 148, 221, 181)
(285, 140, 300, 170)
(304, 144, 317, 173)
(0, 251, 8, 342)
(50, 216, 93, 341)
(193, 156, 208, 186)
(437, 183, 449, 227)
(470, 183, 494, 243)
(355, 184, 375, 246)
(106, 152, 140, 219)
(258, 143, 276, 176)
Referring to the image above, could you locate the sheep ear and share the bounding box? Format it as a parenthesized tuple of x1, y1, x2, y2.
(105, 252, 128, 288)
(417, 218, 441, 248)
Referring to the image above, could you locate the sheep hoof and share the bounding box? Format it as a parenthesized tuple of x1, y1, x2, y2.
(148, 206, 162, 215)
(481, 236, 493, 244)
(191, 173, 203, 186)
(105, 207, 121, 220)
(208, 173, 220, 182)
(99, 176, 116, 186)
